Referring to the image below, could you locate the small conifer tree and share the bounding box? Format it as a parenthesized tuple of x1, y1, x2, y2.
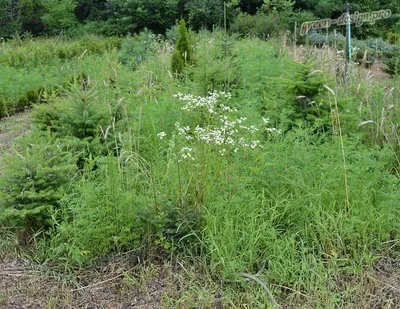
(171, 19, 192, 76)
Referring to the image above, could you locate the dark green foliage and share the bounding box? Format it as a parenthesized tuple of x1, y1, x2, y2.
(73, 0, 107, 23)
(31, 100, 64, 131)
(105, 0, 178, 35)
(293, 0, 400, 38)
(186, 0, 234, 31)
(41, 0, 78, 34)
(0, 0, 19, 38)
(26, 89, 39, 103)
(386, 30, 400, 45)
(171, 50, 185, 76)
(383, 48, 400, 76)
(176, 19, 192, 64)
(0, 99, 7, 118)
(10, 89, 41, 113)
(307, 31, 345, 48)
(258, 54, 333, 133)
(32, 77, 123, 161)
(57, 86, 110, 140)
(15, 94, 29, 112)
(383, 56, 400, 76)
(118, 30, 157, 70)
(190, 31, 242, 94)
(17, 0, 46, 35)
(280, 59, 330, 124)
(0, 131, 77, 232)
(0, 0, 399, 39)
(229, 12, 285, 39)
(33, 94, 89, 139)
(171, 19, 192, 75)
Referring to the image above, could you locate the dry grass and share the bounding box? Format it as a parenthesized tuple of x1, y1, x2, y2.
(1, 252, 399, 308)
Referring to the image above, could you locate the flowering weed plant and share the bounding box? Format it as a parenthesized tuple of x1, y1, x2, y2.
(159, 91, 265, 162)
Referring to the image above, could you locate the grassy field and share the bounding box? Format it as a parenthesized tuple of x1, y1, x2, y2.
(0, 31, 399, 308)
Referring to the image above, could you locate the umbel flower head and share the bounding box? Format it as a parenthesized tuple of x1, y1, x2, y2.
(159, 91, 268, 162)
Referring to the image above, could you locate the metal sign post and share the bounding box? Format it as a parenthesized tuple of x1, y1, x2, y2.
(299, 6, 392, 86)
(345, 3, 352, 87)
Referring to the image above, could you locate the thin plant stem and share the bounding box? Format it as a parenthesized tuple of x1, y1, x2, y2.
(237, 272, 279, 308)
(325, 85, 351, 213)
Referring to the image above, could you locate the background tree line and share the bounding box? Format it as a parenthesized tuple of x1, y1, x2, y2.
(0, 0, 399, 39)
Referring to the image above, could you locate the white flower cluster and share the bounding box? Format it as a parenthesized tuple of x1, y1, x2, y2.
(157, 93, 283, 162)
(262, 117, 282, 134)
(167, 92, 264, 161)
(173, 92, 234, 114)
(175, 115, 261, 150)
(180, 146, 195, 161)
(157, 132, 166, 139)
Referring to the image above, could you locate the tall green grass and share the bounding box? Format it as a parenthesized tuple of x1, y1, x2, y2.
(0, 31, 399, 307)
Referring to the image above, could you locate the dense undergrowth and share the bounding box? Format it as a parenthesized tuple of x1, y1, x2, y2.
(0, 31, 399, 307)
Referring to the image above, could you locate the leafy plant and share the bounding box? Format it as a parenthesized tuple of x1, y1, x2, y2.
(118, 30, 157, 70)
(0, 0, 19, 38)
(41, 0, 78, 34)
(383, 49, 400, 76)
(229, 12, 285, 39)
(187, 0, 233, 31)
(105, 0, 178, 35)
(189, 30, 241, 94)
(278, 59, 331, 126)
(0, 131, 78, 233)
(17, 0, 46, 35)
(0, 99, 8, 118)
(171, 19, 192, 76)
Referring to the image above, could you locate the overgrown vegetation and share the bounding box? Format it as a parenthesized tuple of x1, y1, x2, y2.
(0, 18, 399, 309)
(1, 0, 399, 38)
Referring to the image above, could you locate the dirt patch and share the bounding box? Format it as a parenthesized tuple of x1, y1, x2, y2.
(0, 256, 166, 309)
(0, 112, 31, 151)
(1, 253, 400, 308)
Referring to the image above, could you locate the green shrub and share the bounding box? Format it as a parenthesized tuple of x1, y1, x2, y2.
(118, 30, 157, 70)
(229, 13, 285, 39)
(0, 131, 78, 233)
(383, 50, 400, 76)
(307, 30, 345, 49)
(386, 31, 400, 45)
(16, 94, 29, 111)
(13, 89, 42, 112)
(0, 36, 121, 68)
(31, 99, 65, 131)
(186, 0, 233, 31)
(171, 50, 185, 76)
(32, 78, 124, 163)
(17, 0, 46, 35)
(352, 40, 377, 68)
(189, 31, 241, 94)
(41, 0, 78, 34)
(0, 0, 20, 38)
(0, 99, 7, 118)
(171, 19, 192, 76)
(38, 155, 184, 267)
(277, 59, 331, 127)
